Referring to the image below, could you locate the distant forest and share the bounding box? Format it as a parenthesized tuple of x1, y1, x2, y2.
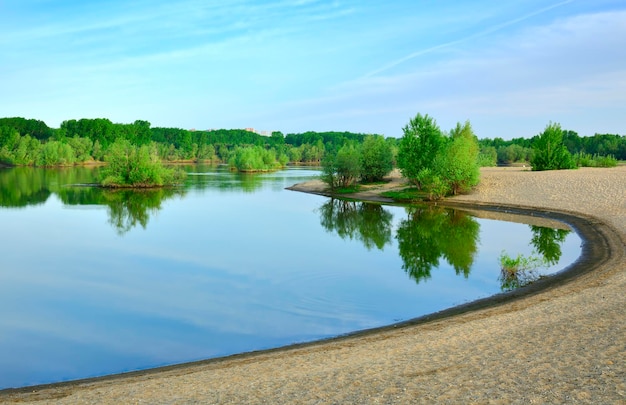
(0, 116, 624, 167)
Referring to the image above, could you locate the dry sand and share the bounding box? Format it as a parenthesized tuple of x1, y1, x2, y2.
(2, 166, 625, 404)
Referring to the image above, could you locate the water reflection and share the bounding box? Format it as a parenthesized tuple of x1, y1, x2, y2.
(184, 165, 265, 193)
(59, 187, 185, 235)
(396, 206, 480, 284)
(0, 166, 101, 208)
(0, 166, 185, 234)
(499, 225, 572, 291)
(318, 201, 481, 284)
(0, 167, 51, 207)
(530, 225, 571, 265)
(318, 199, 393, 250)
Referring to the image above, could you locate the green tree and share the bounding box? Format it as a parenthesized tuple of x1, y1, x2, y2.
(321, 144, 361, 189)
(100, 139, 185, 187)
(439, 121, 480, 195)
(397, 113, 445, 189)
(478, 146, 497, 167)
(228, 146, 284, 172)
(530, 123, 576, 171)
(360, 135, 394, 182)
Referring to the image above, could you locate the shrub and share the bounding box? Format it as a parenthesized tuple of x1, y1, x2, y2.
(530, 122, 576, 171)
(360, 135, 393, 182)
(321, 144, 362, 189)
(498, 252, 545, 291)
(574, 152, 618, 168)
(100, 139, 185, 187)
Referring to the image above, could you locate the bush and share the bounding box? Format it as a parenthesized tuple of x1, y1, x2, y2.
(530, 123, 576, 171)
(100, 139, 185, 187)
(360, 135, 393, 182)
(574, 152, 618, 168)
(397, 116, 480, 200)
(321, 144, 362, 189)
(228, 146, 284, 172)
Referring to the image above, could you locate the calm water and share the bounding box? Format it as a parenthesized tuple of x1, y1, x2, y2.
(0, 165, 581, 389)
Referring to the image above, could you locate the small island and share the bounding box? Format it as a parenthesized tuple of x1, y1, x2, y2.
(99, 139, 186, 188)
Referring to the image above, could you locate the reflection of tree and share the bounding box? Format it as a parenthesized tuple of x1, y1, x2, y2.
(498, 225, 572, 291)
(0, 166, 105, 208)
(104, 190, 167, 235)
(396, 206, 480, 284)
(183, 167, 264, 193)
(529, 225, 570, 265)
(0, 167, 50, 207)
(58, 187, 185, 235)
(318, 199, 393, 250)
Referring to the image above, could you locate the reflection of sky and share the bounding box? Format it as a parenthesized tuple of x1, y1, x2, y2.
(0, 168, 582, 388)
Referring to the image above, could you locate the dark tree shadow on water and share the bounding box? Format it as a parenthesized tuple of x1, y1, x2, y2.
(396, 206, 480, 284)
(318, 199, 393, 251)
(58, 186, 185, 235)
(530, 225, 570, 265)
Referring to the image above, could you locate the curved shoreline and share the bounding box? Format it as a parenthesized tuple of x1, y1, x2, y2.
(2, 167, 625, 404)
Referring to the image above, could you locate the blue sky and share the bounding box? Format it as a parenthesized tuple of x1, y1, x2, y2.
(1, 0, 624, 139)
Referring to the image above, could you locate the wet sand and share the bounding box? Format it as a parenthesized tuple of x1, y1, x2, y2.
(2, 166, 625, 404)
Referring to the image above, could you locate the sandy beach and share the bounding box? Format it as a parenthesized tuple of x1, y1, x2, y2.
(2, 166, 625, 404)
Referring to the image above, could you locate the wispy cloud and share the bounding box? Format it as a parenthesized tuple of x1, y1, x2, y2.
(361, 0, 575, 79)
(0, 1, 624, 137)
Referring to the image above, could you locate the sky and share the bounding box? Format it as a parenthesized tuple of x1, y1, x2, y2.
(1, 0, 625, 139)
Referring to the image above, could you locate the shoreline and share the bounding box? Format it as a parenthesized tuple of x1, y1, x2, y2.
(2, 166, 625, 404)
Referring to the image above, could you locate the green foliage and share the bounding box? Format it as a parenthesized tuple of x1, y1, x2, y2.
(320, 144, 362, 189)
(497, 144, 531, 165)
(360, 135, 394, 182)
(530, 123, 576, 171)
(0, 117, 53, 140)
(574, 152, 618, 168)
(397, 113, 445, 188)
(439, 121, 480, 195)
(478, 146, 497, 167)
(37, 141, 76, 166)
(380, 187, 425, 202)
(100, 139, 186, 187)
(498, 252, 544, 291)
(227, 145, 285, 172)
(397, 115, 480, 200)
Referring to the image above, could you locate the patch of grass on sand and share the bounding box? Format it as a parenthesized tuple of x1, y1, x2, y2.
(334, 185, 361, 194)
(381, 187, 427, 202)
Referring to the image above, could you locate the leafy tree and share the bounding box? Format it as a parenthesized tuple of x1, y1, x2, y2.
(0, 117, 52, 140)
(530, 123, 576, 171)
(397, 113, 445, 189)
(66, 136, 93, 163)
(100, 139, 185, 187)
(438, 121, 480, 195)
(228, 145, 284, 172)
(321, 143, 361, 189)
(478, 146, 497, 167)
(360, 135, 394, 182)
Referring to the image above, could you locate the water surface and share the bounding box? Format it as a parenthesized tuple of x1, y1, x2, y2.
(0, 165, 581, 389)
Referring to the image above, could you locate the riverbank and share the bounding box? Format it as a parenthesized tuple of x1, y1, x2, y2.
(2, 167, 625, 404)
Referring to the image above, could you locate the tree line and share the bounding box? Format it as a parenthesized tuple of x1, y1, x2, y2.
(0, 117, 385, 168)
(1, 116, 623, 173)
(479, 129, 626, 165)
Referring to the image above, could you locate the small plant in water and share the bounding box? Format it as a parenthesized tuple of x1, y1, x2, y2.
(499, 251, 546, 291)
